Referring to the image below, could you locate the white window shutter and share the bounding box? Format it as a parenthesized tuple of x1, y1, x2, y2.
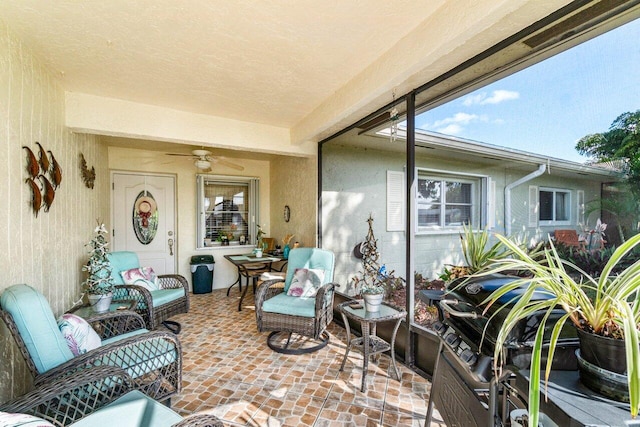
(487, 178, 496, 229)
(387, 171, 405, 231)
(528, 185, 539, 227)
(577, 190, 585, 225)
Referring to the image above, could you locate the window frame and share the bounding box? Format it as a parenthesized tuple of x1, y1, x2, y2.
(196, 174, 260, 249)
(538, 186, 572, 226)
(415, 169, 488, 233)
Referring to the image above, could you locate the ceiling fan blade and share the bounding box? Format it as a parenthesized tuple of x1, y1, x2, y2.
(214, 157, 244, 171)
(166, 153, 195, 157)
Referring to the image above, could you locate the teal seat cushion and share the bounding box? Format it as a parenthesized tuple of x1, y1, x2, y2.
(0, 284, 73, 373)
(107, 252, 140, 286)
(282, 248, 335, 293)
(69, 390, 182, 427)
(262, 293, 316, 318)
(150, 288, 185, 306)
(101, 330, 178, 379)
(101, 329, 148, 345)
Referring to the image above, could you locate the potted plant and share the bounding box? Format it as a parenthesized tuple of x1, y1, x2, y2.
(82, 223, 116, 313)
(351, 215, 389, 312)
(469, 232, 640, 425)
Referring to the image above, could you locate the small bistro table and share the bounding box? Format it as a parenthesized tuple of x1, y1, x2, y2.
(66, 300, 144, 337)
(67, 300, 137, 319)
(224, 253, 283, 311)
(338, 300, 407, 392)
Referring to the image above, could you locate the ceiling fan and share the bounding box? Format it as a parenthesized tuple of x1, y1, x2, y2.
(165, 149, 244, 172)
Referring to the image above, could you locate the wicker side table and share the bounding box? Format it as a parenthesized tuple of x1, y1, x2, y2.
(338, 300, 406, 392)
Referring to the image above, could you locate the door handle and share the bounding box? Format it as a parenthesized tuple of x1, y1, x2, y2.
(168, 238, 174, 256)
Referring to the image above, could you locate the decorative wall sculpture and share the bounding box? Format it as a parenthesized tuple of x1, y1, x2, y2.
(80, 153, 96, 189)
(22, 142, 61, 217)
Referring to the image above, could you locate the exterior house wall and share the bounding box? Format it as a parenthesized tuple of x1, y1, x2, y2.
(0, 21, 109, 401)
(508, 172, 601, 240)
(322, 143, 604, 293)
(107, 146, 272, 291)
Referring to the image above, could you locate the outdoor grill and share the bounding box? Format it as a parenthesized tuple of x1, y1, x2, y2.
(424, 274, 580, 427)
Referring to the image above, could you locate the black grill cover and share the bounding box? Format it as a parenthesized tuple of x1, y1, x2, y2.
(441, 274, 578, 369)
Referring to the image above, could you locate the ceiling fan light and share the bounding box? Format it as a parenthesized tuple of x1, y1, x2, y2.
(192, 149, 211, 157)
(194, 159, 211, 169)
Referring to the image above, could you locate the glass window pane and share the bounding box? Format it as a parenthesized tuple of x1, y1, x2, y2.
(418, 179, 441, 203)
(445, 182, 471, 203)
(445, 205, 471, 225)
(539, 191, 553, 221)
(418, 205, 441, 226)
(555, 192, 569, 221)
(203, 181, 250, 244)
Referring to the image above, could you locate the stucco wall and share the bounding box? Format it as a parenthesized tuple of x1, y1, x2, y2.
(269, 155, 317, 250)
(322, 143, 604, 292)
(0, 21, 109, 401)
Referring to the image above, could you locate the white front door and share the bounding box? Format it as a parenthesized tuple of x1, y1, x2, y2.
(112, 173, 177, 274)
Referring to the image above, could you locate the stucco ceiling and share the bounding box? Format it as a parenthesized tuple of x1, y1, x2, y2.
(0, 1, 445, 127)
(0, 1, 573, 146)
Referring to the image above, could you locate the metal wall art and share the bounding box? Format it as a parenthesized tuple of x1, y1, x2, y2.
(23, 142, 62, 217)
(79, 153, 96, 189)
(132, 191, 159, 244)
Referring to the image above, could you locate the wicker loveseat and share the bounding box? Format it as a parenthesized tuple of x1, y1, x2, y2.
(0, 284, 182, 403)
(107, 251, 190, 332)
(0, 365, 222, 426)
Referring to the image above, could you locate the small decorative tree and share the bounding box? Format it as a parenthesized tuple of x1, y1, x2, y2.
(82, 223, 115, 295)
(352, 215, 387, 296)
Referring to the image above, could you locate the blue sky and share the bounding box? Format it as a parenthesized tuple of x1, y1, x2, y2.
(416, 17, 640, 163)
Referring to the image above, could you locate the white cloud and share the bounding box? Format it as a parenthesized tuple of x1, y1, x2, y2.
(436, 124, 463, 135)
(462, 89, 520, 106)
(462, 94, 486, 106)
(484, 90, 519, 104)
(429, 112, 490, 135)
(433, 112, 479, 127)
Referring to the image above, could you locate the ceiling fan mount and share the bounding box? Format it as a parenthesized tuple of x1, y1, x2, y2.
(165, 149, 244, 172)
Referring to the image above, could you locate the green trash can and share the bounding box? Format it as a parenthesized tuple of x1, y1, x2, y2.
(190, 255, 214, 294)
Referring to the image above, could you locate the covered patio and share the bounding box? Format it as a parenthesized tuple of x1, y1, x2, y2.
(2, 1, 640, 425)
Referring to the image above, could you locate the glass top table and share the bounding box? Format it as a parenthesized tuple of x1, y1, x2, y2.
(338, 300, 406, 392)
(224, 254, 284, 311)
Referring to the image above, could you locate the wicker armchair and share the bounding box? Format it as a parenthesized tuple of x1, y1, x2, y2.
(0, 284, 182, 403)
(0, 366, 223, 427)
(255, 248, 337, 354)
(107, 251, 190, 332)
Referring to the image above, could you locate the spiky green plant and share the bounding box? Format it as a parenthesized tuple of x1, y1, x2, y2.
(469, 232, 640, 425)
(459, 224, 513, 274)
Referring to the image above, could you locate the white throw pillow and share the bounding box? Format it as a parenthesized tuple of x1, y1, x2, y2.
(286, 268, 325, 297)
(120, 267, 159, 291)
(0, 411, 55, 426)
(57, 314, 101, 356)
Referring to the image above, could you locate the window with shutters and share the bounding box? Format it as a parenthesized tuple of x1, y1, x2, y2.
(416, 170, 487, 232)
(538, 187, 571, 226)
